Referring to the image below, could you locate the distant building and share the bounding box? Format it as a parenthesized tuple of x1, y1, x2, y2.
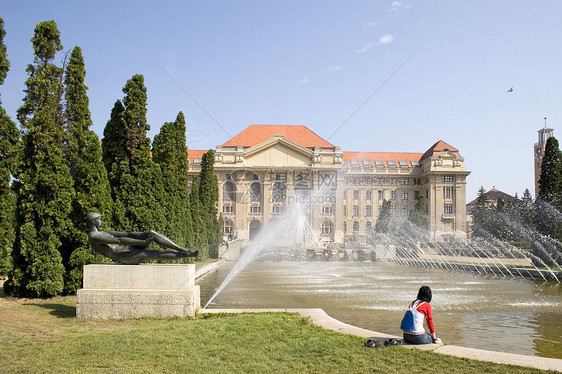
(188, 125, 470, 243)
(534, 126, 555, 198)
(466, 188, 516, 214)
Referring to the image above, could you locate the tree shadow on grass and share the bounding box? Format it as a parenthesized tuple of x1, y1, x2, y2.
(29, 303, 76, 318)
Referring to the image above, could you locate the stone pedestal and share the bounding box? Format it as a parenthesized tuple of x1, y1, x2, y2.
(76, 264, 200, 319)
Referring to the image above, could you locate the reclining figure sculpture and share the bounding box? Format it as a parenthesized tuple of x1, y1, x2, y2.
(87, 212, 198, 264)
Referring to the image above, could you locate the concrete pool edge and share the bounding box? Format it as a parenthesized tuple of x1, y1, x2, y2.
(198, 308, 562, 372)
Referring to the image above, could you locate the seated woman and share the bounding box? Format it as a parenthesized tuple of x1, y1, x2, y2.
(400, 286, 442, 345)
(87, 212, 198, 265)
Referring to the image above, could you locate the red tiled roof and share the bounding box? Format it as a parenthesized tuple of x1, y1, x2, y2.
(187, 149, 207, 164)
(222, 125, 334, 149)
(467, 188, 516, 206)
(421, 140, 460, 161)
(343, 151, 422, 166)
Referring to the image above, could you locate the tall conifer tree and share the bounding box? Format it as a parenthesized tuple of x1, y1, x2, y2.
(102, 75, 165, 232)
(0, 17, 20, 277)
(6, 21, 75, 297)
(189, 177, 208, 259)
(152, 111, 194, 250)
(538, 136, 562, 209)
(63, 46, 113, 293)
(199, 150, 220, 258)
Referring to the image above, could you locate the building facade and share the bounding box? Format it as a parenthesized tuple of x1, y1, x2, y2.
(188, 125, 470, 243)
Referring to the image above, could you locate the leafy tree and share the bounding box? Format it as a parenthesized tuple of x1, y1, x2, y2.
(152, 111, 194, 250)
(63, 45, 113, 293)
(471, 186, 492, 238)
(408, 194, 428, 230)
(102, 74, 165, 233)
(538, 136, 562, 210)
(199, 150, 221, 258)
(6, 20, 75, 297)
(0, 17, 20, 277)
(375, 199, 392, 234)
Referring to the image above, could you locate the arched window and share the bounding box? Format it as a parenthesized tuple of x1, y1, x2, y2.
(249, 220, 261, 240)
(353, 221, 359, 232)
(272, 182, 286, 203)
(223, 220, 233, 234)
(321, 220, 333, 235)
(223, 182, 235, 202)
(250, 182, 261, 203)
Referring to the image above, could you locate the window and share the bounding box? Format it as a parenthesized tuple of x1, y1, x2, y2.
(366, 205, 372, 217)
(390, 190, 396, 200)
(321, 221, 333, 235)
(375, 160, 385, 167)
(364, 177, 373, 184)
(223, 182, 235, 202)
(250, 182, 261, 202)
(414, 191, 420, 199)
(322, 205, 334, 214)
(387, 160, 397, 167)
(399, 161, 408, 167)
(366, 221, 372, 232)
(411, 160, 420, 166)
(250, 205, 261, 214)
(402, 206, 408, 216)
(272, 182, 286, 203)
(366, 190, 372, 200)
(353, 221, 359, 232)
(401, 178, 409, 185)
(343, 205, 347, 216)
(378, 190, 384, 200)
(363, 160, 372, 166)
(223, 205, 234, 214)
(390, 205, 396, 215)
(353, 205, 359, 217)
(389, 178, 397, 185)
(253, 173, 259, 180)
(376, 177, 385, 184)
(402, 190, 408, 200)
(352, 177, 360, 184)
(272, 206, 282, 215)
(353, 190, 359, 200)
(350, 159, 360, 165)
(223, 220, 233, 234)
(343, 222, 347, 233)
(444, 187, 453, 199)
(444, 204, 453, 215)
(443, 175, 454, 182)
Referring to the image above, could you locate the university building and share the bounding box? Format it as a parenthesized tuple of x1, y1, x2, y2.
(188, 125, 470, 244)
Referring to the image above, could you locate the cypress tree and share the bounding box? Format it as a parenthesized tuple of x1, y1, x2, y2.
(152, 111, 194, 250)
(408, 195, 428, 230)
(199, 150, 220, 258)
(6, 20, 75, 297)
(63, 46, 113, 293)
(102, 75, 165, 233)
(538, 136, 562, 210)
(189, 177, 209, 259)
(0, 17, 20, 277)
(375, 199, 392, 234)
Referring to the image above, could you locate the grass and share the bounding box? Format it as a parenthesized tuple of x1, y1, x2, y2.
(0, 296, 554, 374)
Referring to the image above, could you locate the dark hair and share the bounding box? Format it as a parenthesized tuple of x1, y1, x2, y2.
(416, 286, 432, 303)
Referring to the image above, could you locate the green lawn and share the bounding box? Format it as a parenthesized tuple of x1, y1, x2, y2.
(0, 296, 552, 374)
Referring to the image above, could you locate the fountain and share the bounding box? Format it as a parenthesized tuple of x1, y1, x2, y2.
(200, 200, 562, 358)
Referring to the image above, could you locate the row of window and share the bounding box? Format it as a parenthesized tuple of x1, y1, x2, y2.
(348, 177, 422, 185)
(345, 189, 417, 201)
(344, 160, 420, 167)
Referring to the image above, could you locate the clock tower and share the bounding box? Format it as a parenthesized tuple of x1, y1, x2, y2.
(534, 124, 554, 198)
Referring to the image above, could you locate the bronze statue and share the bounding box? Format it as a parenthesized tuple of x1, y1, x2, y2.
(87, 212, 197, 264)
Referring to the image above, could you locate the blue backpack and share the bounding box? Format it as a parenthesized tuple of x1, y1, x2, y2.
(400, 301, 424, 332)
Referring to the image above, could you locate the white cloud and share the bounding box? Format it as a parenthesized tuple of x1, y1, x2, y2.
(355, 42, 373, 53)
(363, 21, 377, 28)
(388, 1, 411, 11)
(378, 34, 394, 45)
(327, 65, 341, 72)
(299, 76, 310, 84)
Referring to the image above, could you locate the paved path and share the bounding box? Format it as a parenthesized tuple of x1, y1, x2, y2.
(198, 308, 562, 372)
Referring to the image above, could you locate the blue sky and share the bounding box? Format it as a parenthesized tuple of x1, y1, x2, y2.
(2, 1, 561, 200)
